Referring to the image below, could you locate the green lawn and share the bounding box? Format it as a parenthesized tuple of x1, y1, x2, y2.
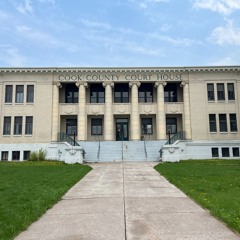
(154, 160, 240, 234)
(0, 161, 92, 240)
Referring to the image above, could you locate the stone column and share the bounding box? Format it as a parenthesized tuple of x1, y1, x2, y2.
(51, 82, 61, 142)
(155, 82, 167, 140)
(103, 81, 114, 141)
(181, 81, 192, 139)
(76, 81, 88, 141)
(129, 81, 141, 140)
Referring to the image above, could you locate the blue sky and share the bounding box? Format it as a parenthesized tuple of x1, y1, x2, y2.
(0, 0, 240, 67)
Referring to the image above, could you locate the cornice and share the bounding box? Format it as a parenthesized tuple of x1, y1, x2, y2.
(0, 66, 239, 74)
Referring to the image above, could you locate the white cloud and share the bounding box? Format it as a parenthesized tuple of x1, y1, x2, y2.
(129, 0, 169, 9)
(209, 56, 236, 65)
(193, 0, 240, 15)
(2, 47, 27, 66)
(16, 0, 33, 15)
(210, 21, 240, 45)
(81, 19, 111, 31)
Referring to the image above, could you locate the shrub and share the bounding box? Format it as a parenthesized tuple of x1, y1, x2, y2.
(29, 149, 47, 161)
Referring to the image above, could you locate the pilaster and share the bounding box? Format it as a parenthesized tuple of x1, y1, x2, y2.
(181, 81, 192, 139)
(103, 81, 114, 141)
(155, 82, 167, 139)
(129, 81, 141, 140)
(76, 81, 88, 141)
(51, 82, 61, 142)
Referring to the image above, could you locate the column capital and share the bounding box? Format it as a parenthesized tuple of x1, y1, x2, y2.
(76, 81, 88, 88)
(129, 81, 141, 88)
(154, 82, 167, 88)
(180, 81, 189, 87)
(102, 81, 114, 88)
(55, 82, 62, 88)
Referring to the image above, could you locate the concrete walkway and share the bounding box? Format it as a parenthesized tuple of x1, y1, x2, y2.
(15, 162, 240, 240)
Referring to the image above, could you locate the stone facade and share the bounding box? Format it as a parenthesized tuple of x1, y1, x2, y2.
(0, 66, 240, 161)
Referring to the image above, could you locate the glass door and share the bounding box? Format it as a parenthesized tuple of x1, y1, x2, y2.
(116, 119, 129, 141)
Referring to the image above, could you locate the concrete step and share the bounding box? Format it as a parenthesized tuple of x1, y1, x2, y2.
(78, 140, 165, 162)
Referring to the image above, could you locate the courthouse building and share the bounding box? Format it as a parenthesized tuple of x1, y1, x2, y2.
(0, 66, 240, 162)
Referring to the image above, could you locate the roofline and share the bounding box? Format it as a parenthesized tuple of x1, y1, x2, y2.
(0, 66, 240, 73)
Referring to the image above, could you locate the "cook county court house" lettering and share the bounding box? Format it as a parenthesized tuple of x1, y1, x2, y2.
(58, 73, 184, 82)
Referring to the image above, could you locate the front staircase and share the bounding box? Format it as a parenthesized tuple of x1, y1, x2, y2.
(79, 140, 165, 162)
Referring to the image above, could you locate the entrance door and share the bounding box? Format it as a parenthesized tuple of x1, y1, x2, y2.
(116, 119, 129, 141)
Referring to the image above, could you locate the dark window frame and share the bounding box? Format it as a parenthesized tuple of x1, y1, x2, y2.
(229, 114, 237, 132)
(139, 83, 153, 103)
(25, 116, 33, 135)
(141, 118, 153, 135)
(211, 148, 219, 157)
(166, 118, 177, 134)
(222, 148, 230, 157)
(227, 83, 235, 100)
(14, 116, 22, 135)
(23, 151, 31, 160)
(217, 83, 225, 101)
(219, 114, 227, 132)
(207, 83, 215, 101)
(65, 84, 78, 103)
(90, 84, 105, 103)
(27, 85, 34, 103)
(15, 85, 24, 103)
(91, 118, 103, 135)
(5, 85, 13, 103)
(12, 151, 20, 161)
(1, 151, 8, 161)
(3, 117, 11, 135)
(66, 119, 77, 135)
(114, 84, 129, 103)
(232, 148, 239, 157)
(209, 114, 217, 132)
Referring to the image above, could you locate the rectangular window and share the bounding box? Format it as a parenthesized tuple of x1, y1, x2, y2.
(3, 117, 11, 135)
(166, 118, 177, 134)
(164, 83, 177, 102)
(114, 84, 129, 103)
(12, 151, 20, 160)
(217, 83, 225, 101)
(25, 116, 33, 135)
(233, 148, 239, 157)
(219, 114, 227, 132)
(66, 119, 77, 135)
(141, 118, 153, 134)
(14, 117, 22, 135)
(211, 148, 219, 158)
(27, 85, 34, 103)
(65, 84, 78, 103)
(229, 114, 237, 132)
(91, 118, 102, 135)
(15, 85, 24, 103)
(139, 84, 153, 103)
(5, 85, 13, 103)
(90, 84, 105, 103)
(227, 83, 235, 100)
(207, 83, 214, 101)
(23, 151, 31, 160)
(222, 148, 230, 157)
(209, 114, 217, 132)
(1, 151, 8, 161)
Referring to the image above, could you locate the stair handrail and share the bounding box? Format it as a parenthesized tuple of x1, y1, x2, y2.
(143, 135, 148, 159)
(58, 132, 80, 146)
(165, 131, 185, 145)
(97, 136, 100, 161)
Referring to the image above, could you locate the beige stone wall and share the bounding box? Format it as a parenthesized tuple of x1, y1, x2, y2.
(0, 73, 53, 144)
(189, 71, 240, 141)
(0, 67, 239, 144)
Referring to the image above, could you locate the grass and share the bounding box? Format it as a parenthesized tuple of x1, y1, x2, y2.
(0, 161, 92, 240)
(154, 160, 240, 235)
